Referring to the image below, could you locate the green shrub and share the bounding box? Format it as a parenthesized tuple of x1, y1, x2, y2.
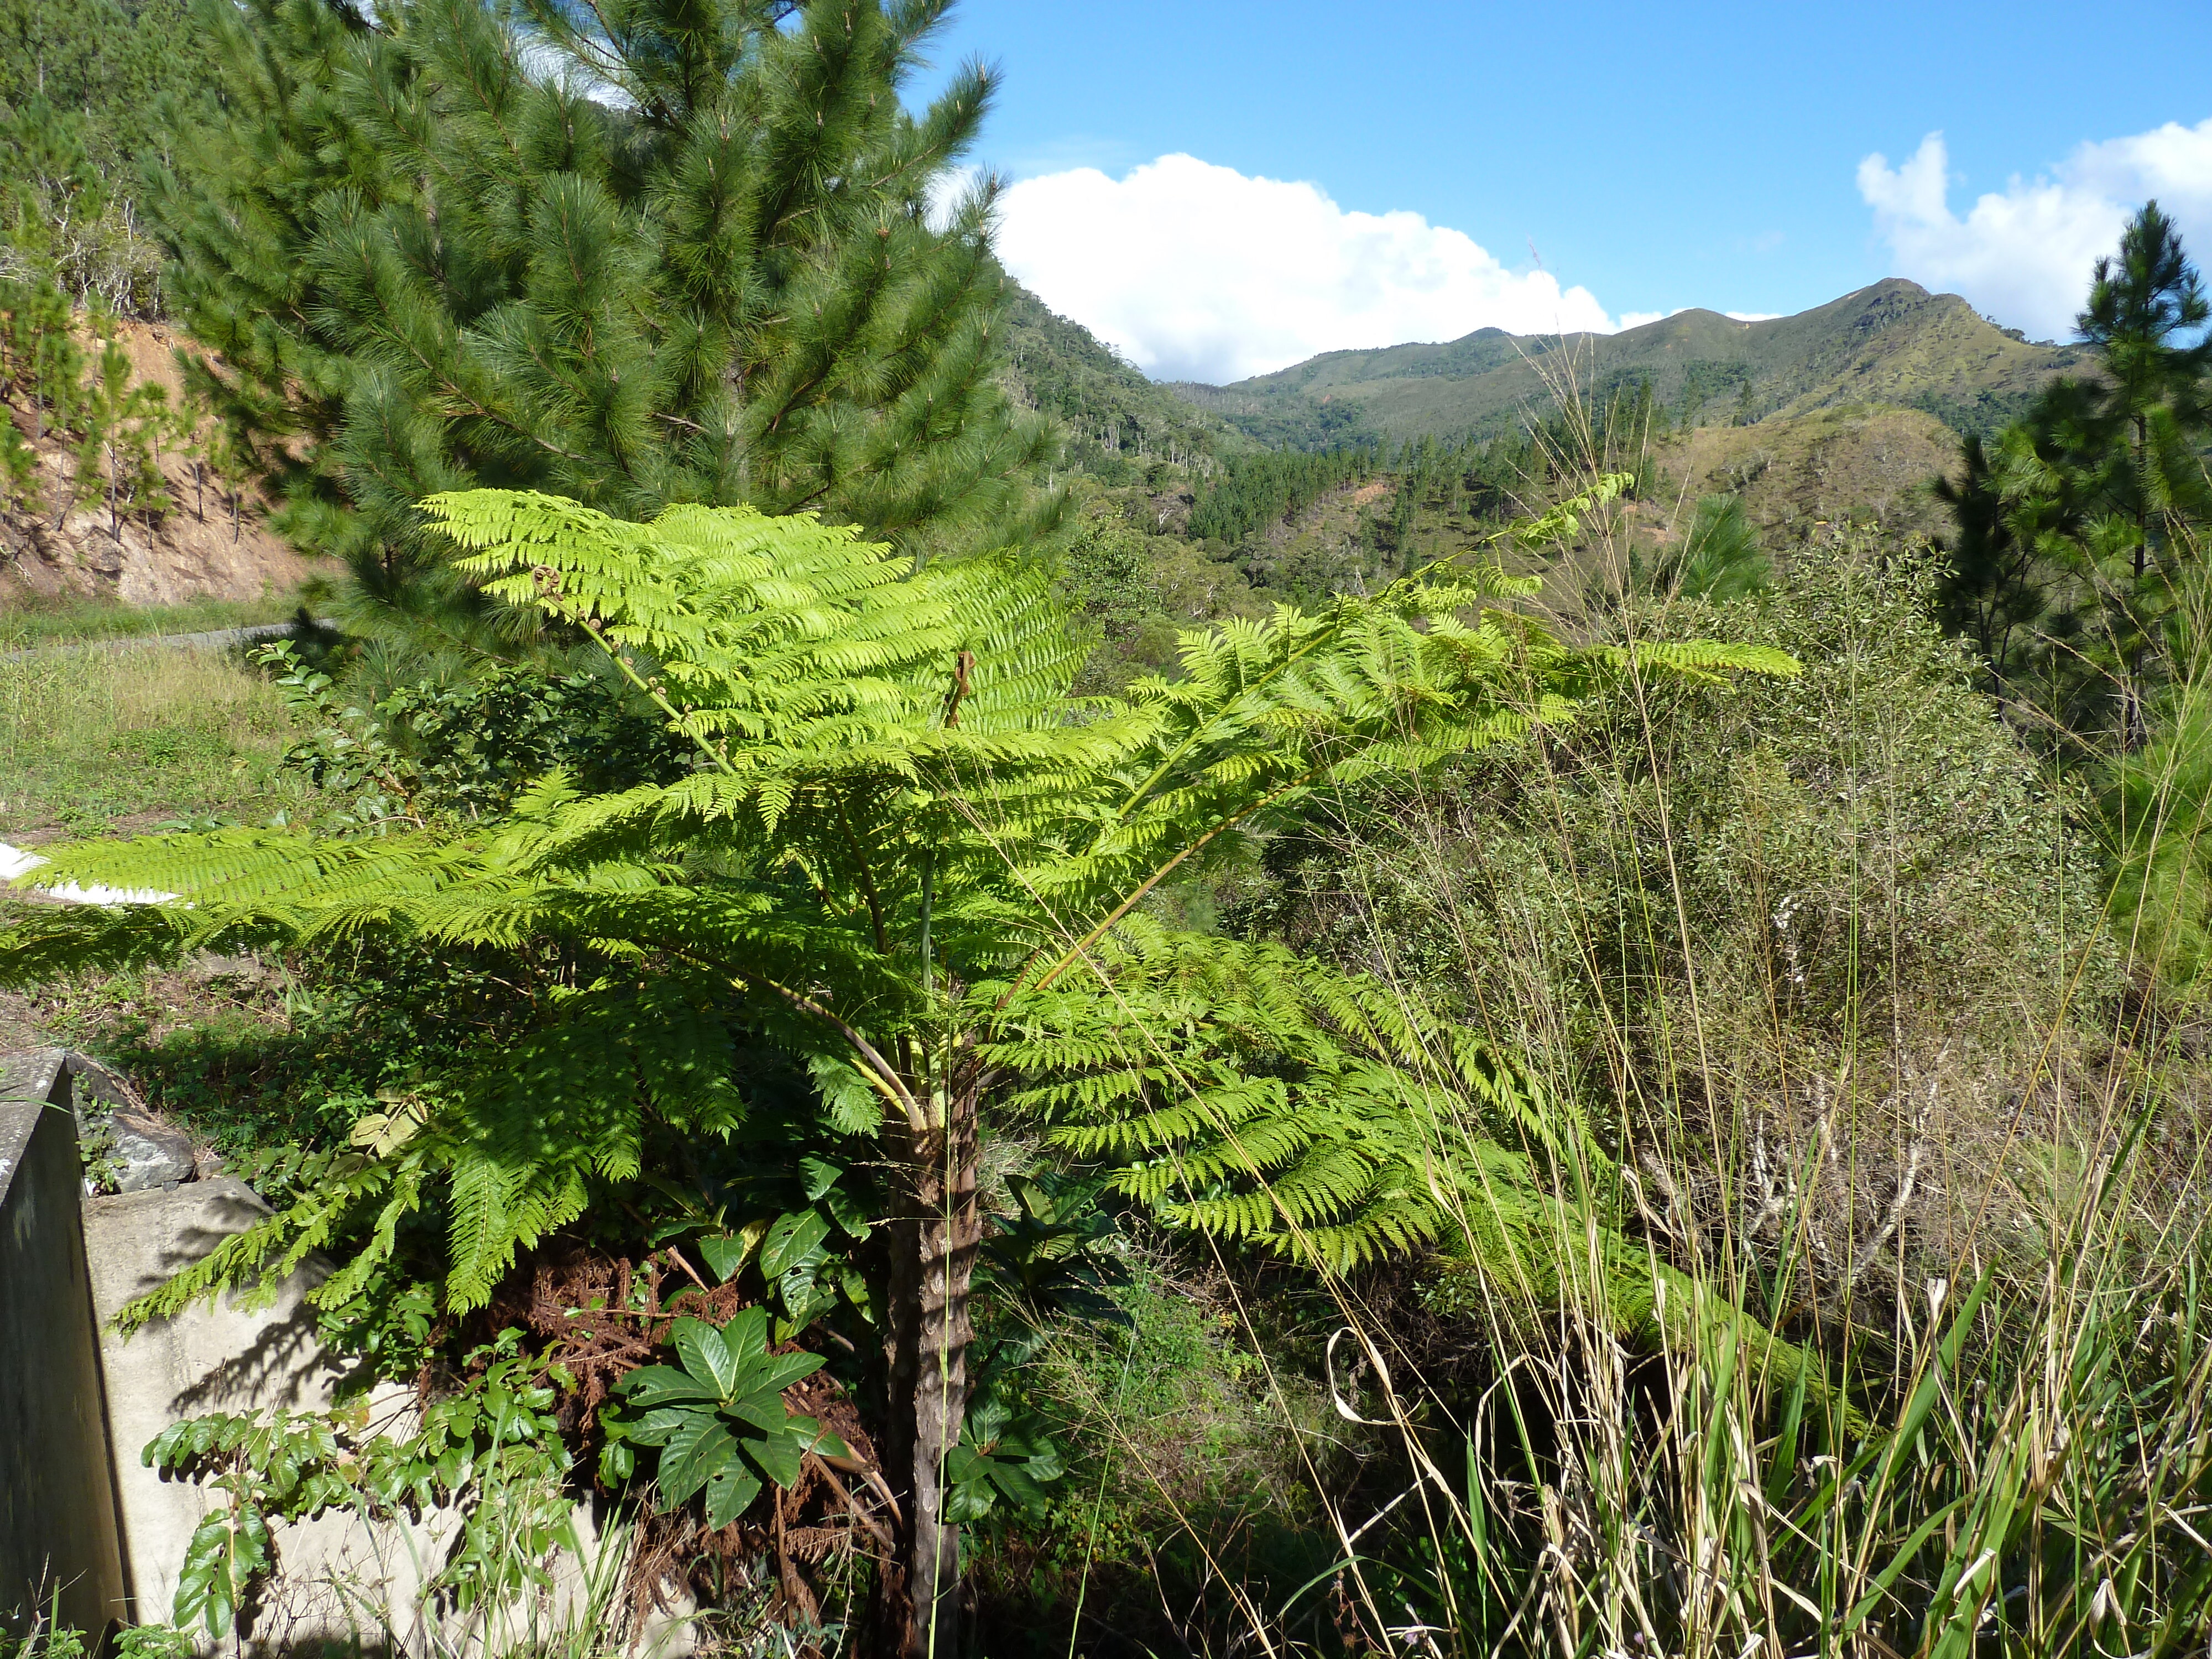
(1241, 534, 2117, 1329)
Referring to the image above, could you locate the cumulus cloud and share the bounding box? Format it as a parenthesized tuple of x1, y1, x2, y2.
(1859, 121, 2212, 341)
(992, 154, 1627, 384)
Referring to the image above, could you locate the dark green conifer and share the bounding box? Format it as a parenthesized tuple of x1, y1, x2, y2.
(1937, 203, 2212, 748)
(2067, 202, 2212, 742)
(147, 0, 1060, 660)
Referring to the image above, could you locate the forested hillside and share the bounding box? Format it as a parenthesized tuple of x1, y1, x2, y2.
(0, 0, 220, 312)
(997, 275, 1246, 481)
(1023, 274, 2100, 637)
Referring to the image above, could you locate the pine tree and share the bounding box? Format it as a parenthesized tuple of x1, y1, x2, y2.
(4, 482, 1796, 1655)
(145, 0, 1060, 662)
(1933, 431, 2054, 712)
(1657, 494, 1770, 603)
(1936, 205, 2212, 748)
(2070, 202, 2212, 743)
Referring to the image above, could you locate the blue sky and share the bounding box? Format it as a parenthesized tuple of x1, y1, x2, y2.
(911, 1, 2212, 383)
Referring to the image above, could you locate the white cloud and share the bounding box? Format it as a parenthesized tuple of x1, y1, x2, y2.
(1859, 121, 2212, 341)
(992, 154, 1629, 384)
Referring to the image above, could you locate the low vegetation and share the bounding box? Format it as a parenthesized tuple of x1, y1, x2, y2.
(0, 589, 302, 648)
(0, 641, 302, 837)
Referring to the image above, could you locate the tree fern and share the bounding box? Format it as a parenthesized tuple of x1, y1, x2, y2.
(2, 485, 1796, 1652)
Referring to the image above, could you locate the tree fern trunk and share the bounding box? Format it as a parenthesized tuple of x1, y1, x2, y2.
(875, 1090, 979, 1657)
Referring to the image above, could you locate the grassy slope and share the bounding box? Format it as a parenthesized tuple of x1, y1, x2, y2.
(0, 645, 304, 837)
(1207, 400, 1963, 619)
(1646, 402, 1961, 549)
(1188, 280, 2085, 445)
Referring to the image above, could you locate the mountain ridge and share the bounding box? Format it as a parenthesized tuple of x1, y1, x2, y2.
(1165, 279, 2088, 447)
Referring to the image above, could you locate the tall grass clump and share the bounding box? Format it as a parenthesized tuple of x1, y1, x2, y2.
(1156, 429, 2212, 1653)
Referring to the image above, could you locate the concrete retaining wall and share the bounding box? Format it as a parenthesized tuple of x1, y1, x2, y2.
(3, 1052, 685, 1655)
(0, 1051, 132, 1639)
(83, 1180, 458, 1652)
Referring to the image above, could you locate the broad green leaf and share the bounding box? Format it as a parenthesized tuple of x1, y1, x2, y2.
(745, 1427, 807, 1488)
(620, 1364, 724, 1410)
(704, 1463, 762, 1529)
(760, 1210, 831, 1279)
(754, 1351, 827, 1394)
(672, 1316, 739, 1398)
(985, 1459, 1049, 1511)
(780, 1269, 838, 1328)
(172, 1503, 270, 1637)
(799, 1156, 844, 1201)
(631, 1405, 693, 1444)
(823, 1185, 872, 1239)
(724, 1387, 790, 1434)
(967, 1394, 1010, 1445)
(696, 1233, 754, 1282)
(658, 1415, 736, 1505)
(720, 1306, 771, 1372)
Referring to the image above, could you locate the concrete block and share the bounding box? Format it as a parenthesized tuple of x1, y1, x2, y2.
(0, 1055, 694, 1655)
(0, 1050, 131, 1640)
(82, 1181, 451, 1650)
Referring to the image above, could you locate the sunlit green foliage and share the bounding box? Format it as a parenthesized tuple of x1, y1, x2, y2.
(145, 0, 1059, 661)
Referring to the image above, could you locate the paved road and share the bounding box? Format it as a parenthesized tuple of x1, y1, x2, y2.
(1, 617, 332, 664)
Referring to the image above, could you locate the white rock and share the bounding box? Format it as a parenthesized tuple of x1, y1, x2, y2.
(0, 841, 178, 906)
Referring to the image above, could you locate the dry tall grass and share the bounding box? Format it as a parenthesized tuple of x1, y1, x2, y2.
(1142, 411, 2212, 1656)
